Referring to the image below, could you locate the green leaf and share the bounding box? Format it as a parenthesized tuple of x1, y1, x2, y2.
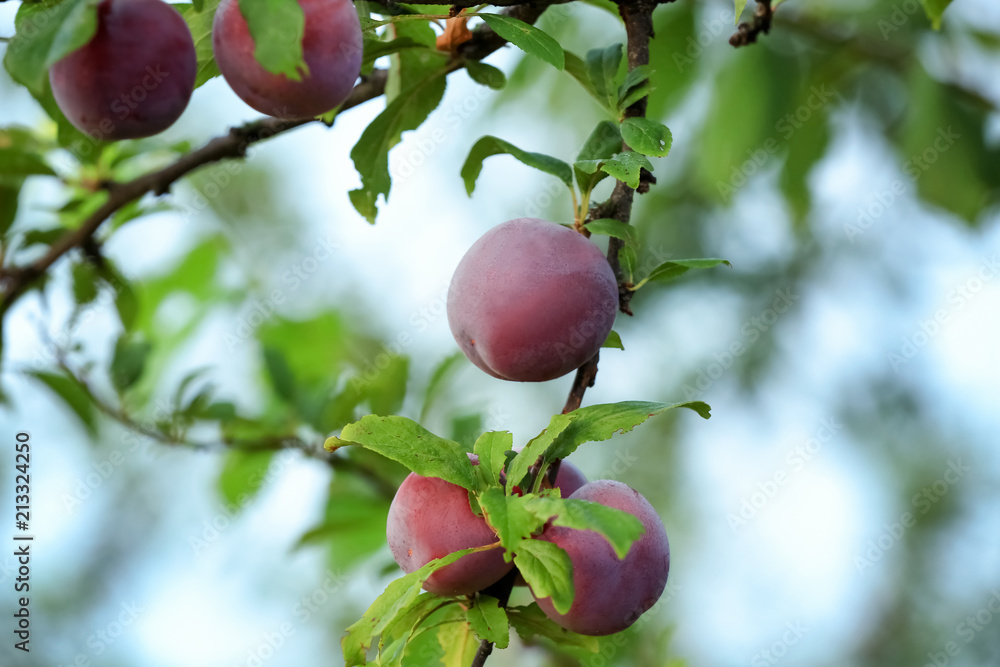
(617, 64, 651, 110)
(379, 591, 451, 659)
(325, 356, 409, 431)
(342, 545, 495, 666)
(619, 80, 653, 112)
(575, 121, 623, 193)
(0, 148, 56, 181)
(601, 330, 623, 350)
(385, 21, 439, 105)
(71, 262, 99, 306)
(332, 415, 476, 490)
(110, 269, 138, 330)
(467, 595, 509, 649)
(436, 620, 479, 666)
(563, 50, 603, 107)
(218, 448, 274, 507)
(421, 352, 465, 422)
(27, 371, 97, 436)
(110, 335, 152, 393)
(584, 218, 637, 246)
(586, 44, 623, 112)
(349, 63, 448, 222)
(505, 414, 574, 494)
(239, 0, 308, 80)
(621, 118, 673, 158)
(507, 604, 599, 652)
(362, 35, 429, 71)
(734, 0, 749, 25)
(479, 14, 564, 70)
(297, 475, 389, 570)
(364, 355, 409, 416)
(634, 258, 732, 289)
(262, 346, 296, 403)
(586, 151, 653, 189)
(522, 497, 644, 559)
(3, 0, 100, 96)
(176, 0, 222, 88)
(473, 431, 512, 490)
(513, 539, 574, 614)
(621, 245, 637, 282)
(93, 260, 137, 330)
(548, 400, 712, 461)
(922, 0, 953, 29)
(0, 184, 20, 236)
(478, 487, 536, 551)
(466, 60, 507, 90)
(460, 135, 573, 196)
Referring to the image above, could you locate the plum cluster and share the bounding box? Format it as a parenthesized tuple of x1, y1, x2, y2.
(386, 460, 670, 636)
(49, 0, 362, 141)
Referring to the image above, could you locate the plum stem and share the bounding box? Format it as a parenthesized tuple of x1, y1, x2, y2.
(470, 570, 517, 667)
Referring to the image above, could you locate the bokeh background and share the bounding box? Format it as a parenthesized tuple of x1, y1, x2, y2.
(2, 0, 1000, 665)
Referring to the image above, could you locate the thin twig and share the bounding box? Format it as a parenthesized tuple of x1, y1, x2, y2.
(730, 0, 774, 47)
(0, 0, 559, 315)
(52, 359, 399, 499)
(562, 353, 599, 414)
(470, 570, 517, 667)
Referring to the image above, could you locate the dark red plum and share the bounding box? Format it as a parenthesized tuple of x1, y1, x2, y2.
(387, 466, 512, 596)
(212, 0, 362, 119)
(447, 218, 618, 382)
(550, 460, 587, 496)
(49, 0, 196, 140)
(532, 480, 670, 636)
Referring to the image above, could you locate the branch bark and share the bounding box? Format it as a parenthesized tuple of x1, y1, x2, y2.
(0, 1, 558, 314)
(730, 0, 774, 47)
(604, 0, 656, 318)
(475, 5, 660, 661)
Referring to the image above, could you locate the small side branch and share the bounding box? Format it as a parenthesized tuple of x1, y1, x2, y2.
(730, 0, 774, 47)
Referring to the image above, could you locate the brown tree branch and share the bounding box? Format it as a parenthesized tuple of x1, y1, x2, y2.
(556, 0, 660, 419)
(0, 1, 558, 315)
(730, 0, 774, 47)
(470, 569, 518, 667)
(562, 352, 600, 414)
(473, 5, 660, 661)
(604, 0, 656, 318)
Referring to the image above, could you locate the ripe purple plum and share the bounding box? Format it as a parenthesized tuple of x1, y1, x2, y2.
(387, 463, 512, 596)
(212, 0, 362, 119)
(48, 0, 196, 141)
(447, 218, 618, 382)
(532, 480, 670, 636)
(549, 460, 587, 496)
